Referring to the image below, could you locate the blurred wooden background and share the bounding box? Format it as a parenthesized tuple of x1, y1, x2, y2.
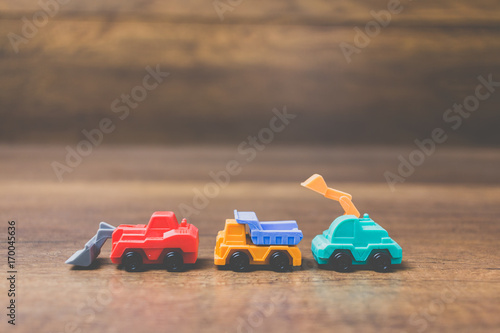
(1, 0, 500, 145)
(1, 3, 500, 332)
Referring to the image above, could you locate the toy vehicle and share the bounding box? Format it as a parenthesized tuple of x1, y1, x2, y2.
(302, 174, 402, 272)
(214, 210, 302, 272)
(66, 211, 199, 272)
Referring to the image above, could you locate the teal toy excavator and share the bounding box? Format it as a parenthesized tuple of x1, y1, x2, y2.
(302, 174, 402, 272)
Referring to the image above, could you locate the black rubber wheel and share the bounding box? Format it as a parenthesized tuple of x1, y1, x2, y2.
(122, 251, 143, 272)
(370, 252, 392, 273)
(164, 251, 184, 272)
(329, 252, 352, 272)
(270, 251, 291, 272)
(229, 251, 250, 272)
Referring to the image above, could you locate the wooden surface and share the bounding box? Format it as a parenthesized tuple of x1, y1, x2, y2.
(0, 144, 499, 333)
(1, 1, 500, 145)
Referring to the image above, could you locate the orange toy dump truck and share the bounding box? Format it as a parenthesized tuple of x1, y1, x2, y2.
(214, 210, 302, 272)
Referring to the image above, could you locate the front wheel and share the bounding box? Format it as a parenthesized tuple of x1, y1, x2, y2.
(229, 251, 250, 272)
(270, 251, 291, 272)
(329, 252, 352, 272)
(164, 251, 184, 272)
(370, 252, 391, 273)
(122, 251, 143, 272)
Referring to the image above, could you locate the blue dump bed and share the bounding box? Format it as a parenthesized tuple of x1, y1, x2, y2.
(234, 210, 303, 246)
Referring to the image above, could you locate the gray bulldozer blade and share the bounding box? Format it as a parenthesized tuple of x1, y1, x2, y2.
(66, 222, 116, 266)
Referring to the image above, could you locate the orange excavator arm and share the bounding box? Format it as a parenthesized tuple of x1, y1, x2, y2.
(301, 174, 360, 218)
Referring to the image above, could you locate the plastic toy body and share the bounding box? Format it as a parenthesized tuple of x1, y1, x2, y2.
(234, 210, 303, 246)
(311, 214, 402, 270)
(66, 211, 199, 272)
(110, 212, 199, 268)
(302, 174, 402, 272)
(214, 210, 302, 272)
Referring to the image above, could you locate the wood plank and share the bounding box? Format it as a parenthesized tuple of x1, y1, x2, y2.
(0, 145, 499, 332)
(1, 19, 499, 145)
(1, 0, 500, 25)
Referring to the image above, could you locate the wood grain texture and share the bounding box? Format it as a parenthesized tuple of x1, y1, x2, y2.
(1, 1, 500, 145)
(0, 144, 499, 333)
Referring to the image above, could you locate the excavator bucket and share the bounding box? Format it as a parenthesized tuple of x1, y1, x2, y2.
(301, 174, 352, 200)
(301, 174, 328, 195)
(66, 222, 115, 267)
(301, 174, 360, 217)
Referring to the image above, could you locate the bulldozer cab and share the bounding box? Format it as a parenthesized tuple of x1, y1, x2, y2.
(147, 211, 179, 229)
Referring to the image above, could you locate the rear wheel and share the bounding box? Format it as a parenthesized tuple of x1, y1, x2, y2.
(270, 251, 291, 272)
(164, 251, 184, 272)
(329, 252, 352, 272)
(370, 252, 391, 273)
(122, 251, 143, 272)
(229, 251, 250, 272)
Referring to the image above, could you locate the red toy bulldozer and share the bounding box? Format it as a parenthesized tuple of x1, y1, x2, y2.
(66, 211, 199, 272)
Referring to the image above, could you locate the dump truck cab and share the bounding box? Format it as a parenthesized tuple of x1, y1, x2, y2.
(214, 211, 302, 272)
